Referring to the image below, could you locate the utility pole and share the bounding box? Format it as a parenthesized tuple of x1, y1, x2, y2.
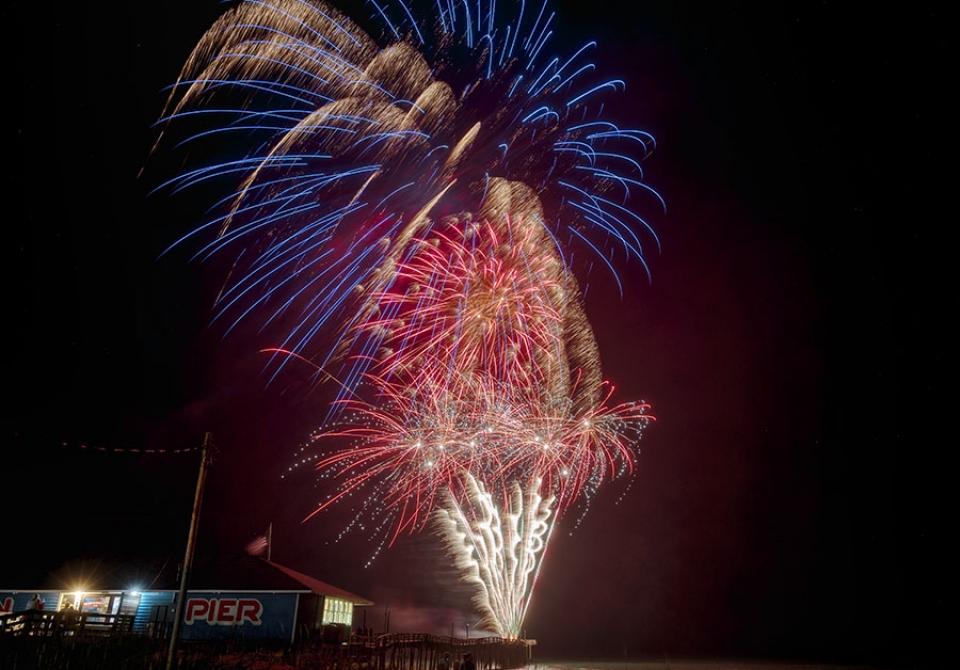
(165, 432, 213, 670)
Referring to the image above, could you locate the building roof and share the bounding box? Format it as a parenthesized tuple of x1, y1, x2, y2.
(264, 560, 373, 606)
(188, 555, 374, 606)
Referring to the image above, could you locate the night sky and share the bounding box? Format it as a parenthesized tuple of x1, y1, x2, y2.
(7, 1, 950, 667)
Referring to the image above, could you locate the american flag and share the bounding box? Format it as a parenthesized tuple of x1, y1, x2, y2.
(245, 524, 271, 557)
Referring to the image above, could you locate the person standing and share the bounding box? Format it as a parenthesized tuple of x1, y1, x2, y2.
(27, 593, 45, 611)
(60, 602, 80, 635)
(462, 652, 476, 670)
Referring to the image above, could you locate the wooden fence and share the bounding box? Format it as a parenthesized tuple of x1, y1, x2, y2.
(0, 610, 135, 639)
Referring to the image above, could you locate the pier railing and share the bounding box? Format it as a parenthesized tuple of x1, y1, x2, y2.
(342, 631, 534, 670)
(0, 609, 135, 638)
(0, 611, 534, 670)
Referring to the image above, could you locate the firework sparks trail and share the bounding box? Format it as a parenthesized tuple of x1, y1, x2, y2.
(436, 473, 556, 638)
(297, 201, 653, 634)
(307, 368, 653, 542)
(151, 0, 661, 638)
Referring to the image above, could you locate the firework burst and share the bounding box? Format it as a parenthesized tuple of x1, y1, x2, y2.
(152, 0, 661, 394)
(307, 369, 652, 540)
(152, 0, 660, 638)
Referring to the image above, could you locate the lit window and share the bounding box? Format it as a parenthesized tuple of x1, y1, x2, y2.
(322, 597, 353, 625)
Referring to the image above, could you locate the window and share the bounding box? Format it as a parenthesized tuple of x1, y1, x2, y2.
(322, 597, 353, 625)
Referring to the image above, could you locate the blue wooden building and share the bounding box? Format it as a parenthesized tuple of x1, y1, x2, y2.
(1, 556, 372, 643)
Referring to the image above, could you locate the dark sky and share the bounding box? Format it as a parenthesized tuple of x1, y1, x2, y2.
(7, 1, 950, 667)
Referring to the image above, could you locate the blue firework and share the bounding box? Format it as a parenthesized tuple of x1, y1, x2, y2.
(150, 0, 662, 408)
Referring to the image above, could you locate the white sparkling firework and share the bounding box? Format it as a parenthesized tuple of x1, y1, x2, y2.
(436, 472, 556, 638)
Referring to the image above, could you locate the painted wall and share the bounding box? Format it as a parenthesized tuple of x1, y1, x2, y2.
(2, 590, 301, 642)
(164, 592, 299, 642)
